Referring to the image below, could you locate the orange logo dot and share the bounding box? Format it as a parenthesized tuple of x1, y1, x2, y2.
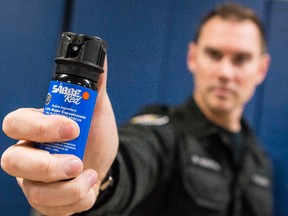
(82, 92, 90, 100)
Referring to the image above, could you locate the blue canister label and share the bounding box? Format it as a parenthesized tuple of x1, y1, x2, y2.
(36, 81, 97, 159)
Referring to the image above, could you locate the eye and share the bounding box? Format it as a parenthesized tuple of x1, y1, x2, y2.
(205, 48, 222, 61)
(233, 54, 251, 66)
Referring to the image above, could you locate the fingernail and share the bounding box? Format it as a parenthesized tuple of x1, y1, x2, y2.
(58, 123, 78, 140)
(65, 159, 82, 176)
(88, 171, 98, 187)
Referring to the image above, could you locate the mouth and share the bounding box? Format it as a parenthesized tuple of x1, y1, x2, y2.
(210, 86, 236, 99)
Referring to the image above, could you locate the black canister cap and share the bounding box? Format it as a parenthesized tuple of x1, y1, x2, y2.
(55, 32, 107, 83)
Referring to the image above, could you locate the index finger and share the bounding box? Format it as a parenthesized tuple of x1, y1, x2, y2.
(1, 141, 83, 182)
(2, 108, 79, 142)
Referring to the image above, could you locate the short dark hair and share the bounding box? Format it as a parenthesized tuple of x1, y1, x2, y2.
(194, 3, 267, 53)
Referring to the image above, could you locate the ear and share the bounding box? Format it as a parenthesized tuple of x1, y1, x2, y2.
(256, 53, 271, 85)
(187, 42, 198, 74)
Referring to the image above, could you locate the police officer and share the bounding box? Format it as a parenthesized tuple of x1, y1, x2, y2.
(1, 3, 272, 216)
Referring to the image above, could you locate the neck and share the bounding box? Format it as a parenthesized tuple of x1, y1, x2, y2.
(193, 95, 243, 132)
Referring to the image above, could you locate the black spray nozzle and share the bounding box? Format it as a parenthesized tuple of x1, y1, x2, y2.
(55, 32, 107, 83)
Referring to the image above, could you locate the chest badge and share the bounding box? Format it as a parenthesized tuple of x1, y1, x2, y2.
(130, 114, 169, 126)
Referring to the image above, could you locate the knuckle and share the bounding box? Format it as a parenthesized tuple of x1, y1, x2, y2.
(1, 147, 16, 174)
(71, 184, 86, 201)
(25, 186, 45, 205)
(40, 156, 56, 182)
(37, 117, 49, 140)
(81, 190, 96, 212)
(72, 193, 96, 214)
(2, 112, 14, 136)
(2, 108, 26, 135)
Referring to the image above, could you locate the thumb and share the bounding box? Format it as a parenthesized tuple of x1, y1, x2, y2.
(94, 57, 113, 116)
(83, 57, 119, 182)
(97, 57, 108, 95)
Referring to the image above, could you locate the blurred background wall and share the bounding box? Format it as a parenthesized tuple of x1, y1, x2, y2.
(0, 0, 287, 215)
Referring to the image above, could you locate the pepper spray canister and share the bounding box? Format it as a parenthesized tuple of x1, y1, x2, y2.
(36, 32, 107, 159)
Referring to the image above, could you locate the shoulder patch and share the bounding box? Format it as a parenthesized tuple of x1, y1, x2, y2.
(130, 114, 169, 126)
(251, 173, 270, 188)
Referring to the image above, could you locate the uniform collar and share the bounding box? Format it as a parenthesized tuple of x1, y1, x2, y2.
(180, 97, 263, 163)
(180, 96, 221, 138)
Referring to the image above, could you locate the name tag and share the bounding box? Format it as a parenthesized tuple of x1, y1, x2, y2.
(191, 154, 221, 172)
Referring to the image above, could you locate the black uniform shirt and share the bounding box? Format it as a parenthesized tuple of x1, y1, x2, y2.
(83, 97, 273, 216)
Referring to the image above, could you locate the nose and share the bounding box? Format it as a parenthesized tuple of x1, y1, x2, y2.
(217, 58, 235, 81)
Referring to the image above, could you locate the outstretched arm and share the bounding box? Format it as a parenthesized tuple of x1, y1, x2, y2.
(1, 59, 119, 215)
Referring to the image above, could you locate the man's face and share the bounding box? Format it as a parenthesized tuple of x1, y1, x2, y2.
(187, 17, 270, 115)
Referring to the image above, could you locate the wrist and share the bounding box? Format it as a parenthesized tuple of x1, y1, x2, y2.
(95, 159, 119, 208)
(100, 169, 114, 191)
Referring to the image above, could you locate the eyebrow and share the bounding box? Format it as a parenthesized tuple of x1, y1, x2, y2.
(204, 47, 221, 55)
(204, 46, 253, 58)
